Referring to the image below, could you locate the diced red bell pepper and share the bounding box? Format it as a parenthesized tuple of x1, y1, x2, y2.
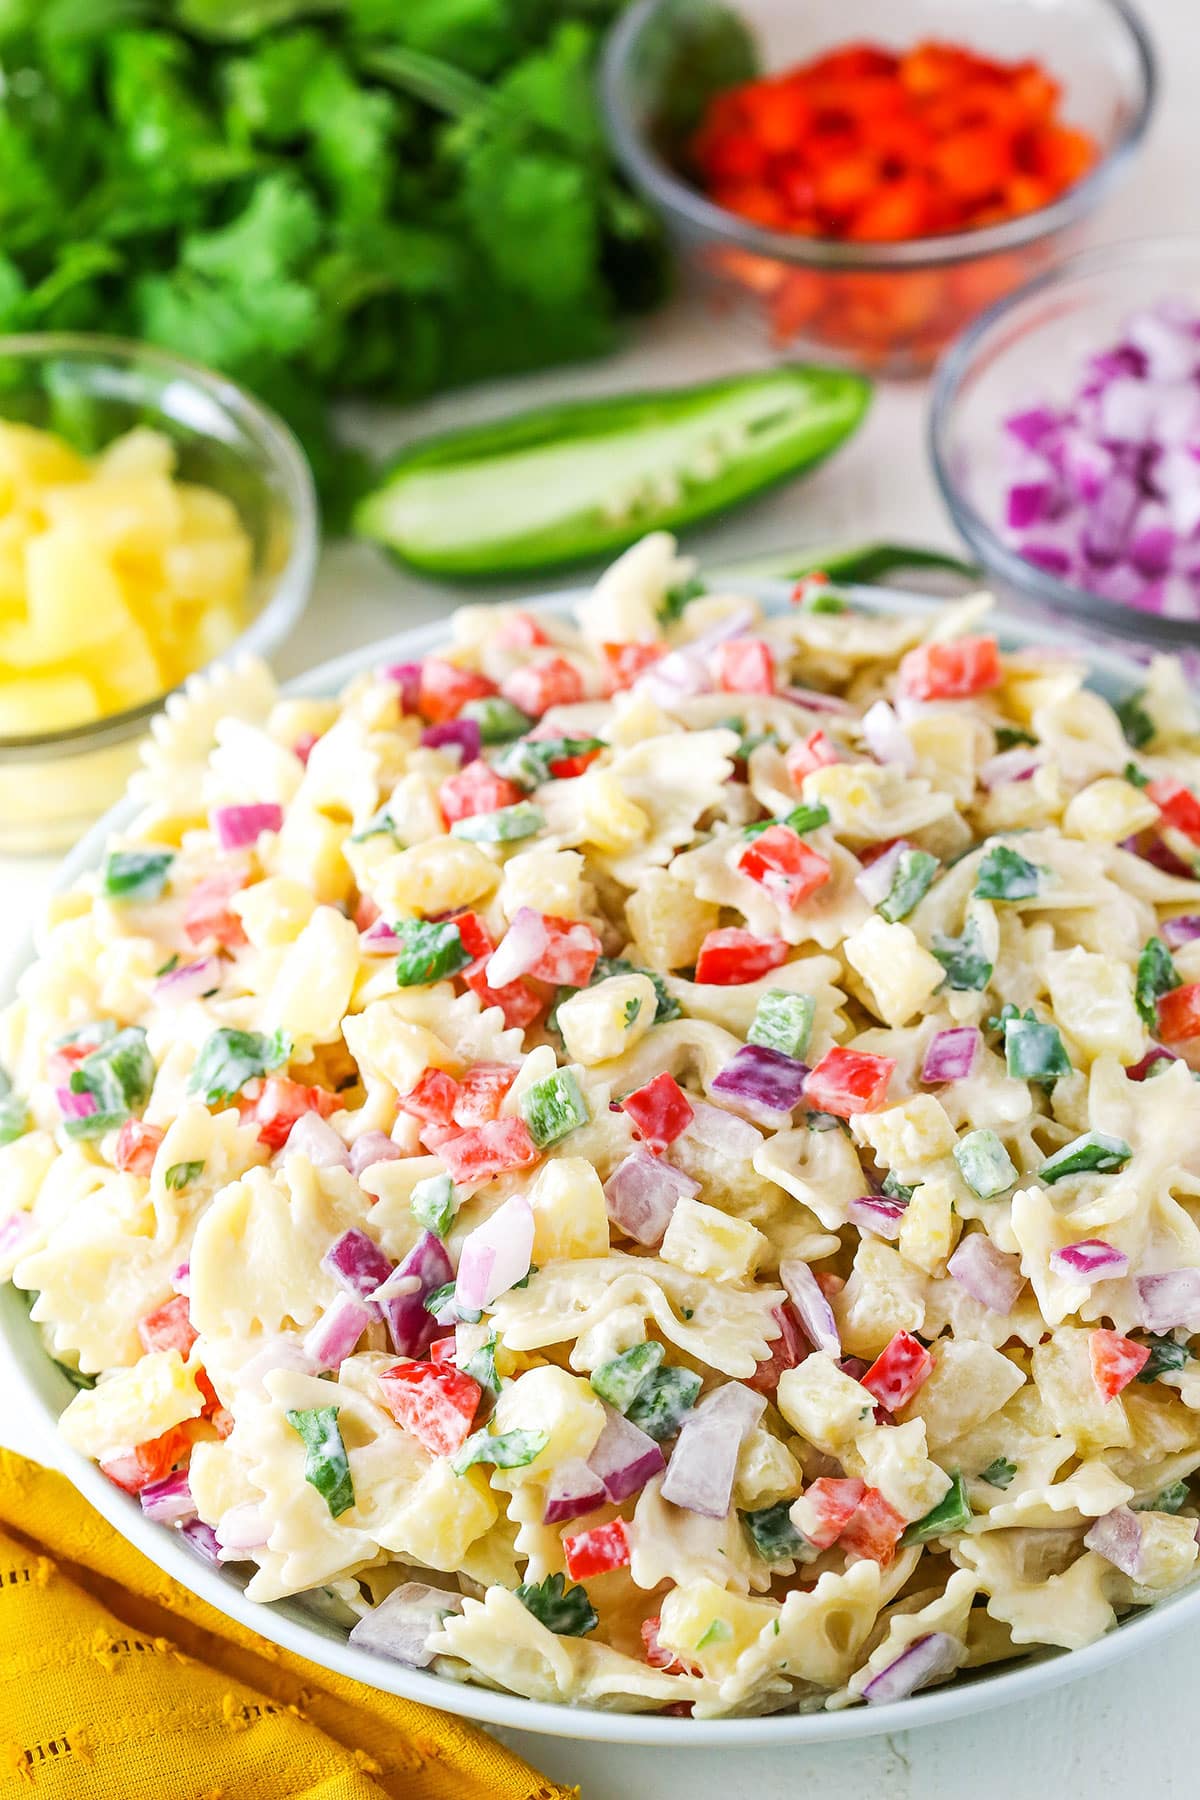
(453, 1063, 519, 1127)
(563, 1517, 632, 1580)
(46, 1040, 96, 1087)
(398, 1067, 462, 1126)
(749, 1302, 806, 1395)
(621, 1071, 694, 1154)
(713, 637, 775, 695)
(785, 728, 840, 785)
(440, 761, 525, 825)
(428, 1335, 457, 1362)
(542, 742, 603, 780)
(136, 1292, 197, 1357)
(115, 1118, 165, 1176)
(791, 572, 830, 604)
(1148, 777, 1200, 844)
(462, 960, 546, 1031)
(437, 1116, 539, 1183)
(495, 610, 550, 650)
(245, 1076, 338, 1150)
(838, 1486, 907, 1565)
(739, 825, 831, 909)
(354, 892, 381, 932)
(792, 1476, 866, 1550)
(377, 1359, 482, 1456)
(418, 657, 497, 724)
(805, 1046, 895, 1116)
(502, 656, 585, 717)
(1157, 982, 1200, 1042)
(815, 1270, 845, 1300)
(184, 870, 248, 949)
(898, 635, 1002, 701)
(695, 927, 789, 985)
(641, 1614, 694, 1675)
(603, 641, 666, 690)
(519, 913, 603, 987)
(100, 1424, 193, 1496)
(1090, 1328, 1150, 1401)
(861, 1330, 933, 1412)
(452, 910, 495, 963)
(420, 1121, 461, 1153)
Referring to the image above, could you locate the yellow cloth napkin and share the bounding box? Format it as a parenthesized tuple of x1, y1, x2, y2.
(0, 1450, 573, 1800)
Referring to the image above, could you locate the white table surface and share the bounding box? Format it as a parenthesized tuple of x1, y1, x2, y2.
(3, 3, 1199, 1789)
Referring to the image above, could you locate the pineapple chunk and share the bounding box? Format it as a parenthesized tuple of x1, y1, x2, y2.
(556, 973, 657, 1066)
(1133, 1513, 1199, 1592)
(577, 769, 650, 854)
(528, 1156, 611, 1262)
(58, 1350, 204, 1460)
(232, 876, 318, 949)
(1043, 947, 1142, 1064)
(853, 1095, 956, 1181)
(844, 916, 944, 1028)
(267, 906, 360, 1051)
(1064, 777, 1158, 844)
(733, 1425, 803, 1510)
(660, 1195, 768, 1283)
(343, 1001, 458, 1094)
(24, 527, 137, 655)
(626, 868, 718, 969)
(0, 671, 101, 734)
(848, 1419, 951, 1523)
(378, 838, 499, 917)
(898, 1175, 959, 1276)
(776, 1354, 876, 1453)
(657, 1579, 777, 1681)
(269, 805, 354, 906)
(379, 1460, 497, 1568)
(500, 848, 589, 923)
(492, 1365, 605, 1469)
(902, 1338, 1026, 1451)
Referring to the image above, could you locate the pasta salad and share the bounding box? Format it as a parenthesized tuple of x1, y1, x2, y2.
(6, 533, 1200, 1719)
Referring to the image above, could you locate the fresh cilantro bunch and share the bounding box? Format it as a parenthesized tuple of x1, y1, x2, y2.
(0, 0, 668, 513)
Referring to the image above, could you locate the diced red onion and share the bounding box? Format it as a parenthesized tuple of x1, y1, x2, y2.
(711, 1044, 808, 1129)
(1006, 478, 1061, 531)
(861, 699, 915, 772)
(1126, 1045, 1179, 1081)
(921, 1026, 981, 1085)
(1162, 915, 1200, 948)
(0, 1211, 33, 1260)
(181, 1519, 223, 1563)
(691, 604, 757, 655)
(286, 1111, 350, 1170)
(604, 1149, 697, 1247)
(980, 747, 1040, 788)
(154, 955, 221, 1003)
(210, 803, 283, 850)
(1019, 539, 1073, 579)
(239, 1336, 317, 1391)
(638, 647, 713, 707)
(455, 1194, 533, 1312)
(485, 906, 548, 988)
(349, 1582, 465, 1666)
(661, 1383, 765, 1518)
(321, 1227, 394, 1300)
(587, 1405, 666, 1504)
(376, 1230, 453, 1356)
(216, 1501, 268, 1552)
(947, 1233, 1025, 1314)
(1083, 1505, 1143, 1577)
(303, 1290, 374, 1370)
(1137, 1269, 1200, 1333)
(779, 1257, 840, 1356)
(171, 1261, 190, 1293)
(361, 919, 401, 954)
(542, 1457, 609, 1525)
(421, 719, 481, 763)
(854, 840, 907, 907)
(779, 686, 855, 716)
(349, 1130, 404, 1178)
(1049, 1238, 1129, 1282)
(56, 1087, 96, 1121)
(1006, 406, 1061, 451)
(383, 662, 422, 713)
(139, 1469, 197, 1526)
(848, 1195, 907, 1241)
(683, 1100, 762, 1158)
(862, 1632, 961, 1705)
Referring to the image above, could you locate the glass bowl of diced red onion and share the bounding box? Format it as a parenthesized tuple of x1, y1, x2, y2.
(931, 237, 1200, 650)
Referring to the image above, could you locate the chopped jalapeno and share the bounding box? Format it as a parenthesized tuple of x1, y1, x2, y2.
(0, 1091, 30, 1146)
(461, 1335, 499, 1399)
(954, 1128, 1017, 1199)
(188, 1028, 289, 1105)
(900, 1473, 971, 1545)
(659, 576, 707, 625)
(515, 1570, 598, 1636)
(461, 695, 534, 744)
(1004, 1016, 1071, 1085)
(450, 801, 545, 843)
(740, 1500, 811, 1562)
(1133, 1332, 1189, 1383)
(350, 806, 400, 844)
(881, 1171, 915, 1202)
(451, 1426, 548, 1475)
(590, 1341, 665, 1412)
(589, 956, 681, 1023)
(66, 1027, 156, 1139)
(878, 848, 938, 923)
(1136, 937, 1180, 1028)
(1123, 761, 1150, 790)
(1117, 691, 1154, 750)
(1039, 1131, 1132, 1184)
(995, 726, 1037, 751)
(1141, 1479, 1190, 1514)
(747, 989, 815, 1060)
(979, 1456, 1017, 1489)
(394, 919, 472, 985)
(164, 1160, 204, 1191)
(411, 1172, 457, 1239)
(932, 918, 993, 992)
(286, 1405, 355, 1519)
(974, 844, 1042, 901)
(626, 1365, 702, 1441)
(745, 800, 830, 840)
(100, 849, 174, 903)
(495, 737, 605, 788)
(520, 1068, 589, 1148)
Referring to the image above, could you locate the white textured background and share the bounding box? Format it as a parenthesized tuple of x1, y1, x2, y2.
(2, 0, 1198, 1789)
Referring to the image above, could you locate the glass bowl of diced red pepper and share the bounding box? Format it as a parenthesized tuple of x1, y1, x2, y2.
(601, 0, 1155, 375)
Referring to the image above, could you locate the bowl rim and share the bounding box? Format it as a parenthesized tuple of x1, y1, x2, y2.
(600, 0, 1157, 271)
(0, 331, 317, 760)
(928, 233, 1200, 651)
(6, 577, 1200, 1748)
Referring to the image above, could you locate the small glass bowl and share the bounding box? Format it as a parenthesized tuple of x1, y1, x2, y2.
(931, 236, 1200, 654)
(601, 0, 1156, 376)
(0, 335, 316, 853)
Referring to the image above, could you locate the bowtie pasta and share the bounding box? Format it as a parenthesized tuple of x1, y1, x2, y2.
(7, 531, 1200, 1719)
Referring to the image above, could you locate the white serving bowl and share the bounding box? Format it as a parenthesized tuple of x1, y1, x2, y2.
(4, 582, 1199, 1748)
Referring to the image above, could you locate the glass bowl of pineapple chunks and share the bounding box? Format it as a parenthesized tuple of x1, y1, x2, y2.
(0, 334, 316, 852)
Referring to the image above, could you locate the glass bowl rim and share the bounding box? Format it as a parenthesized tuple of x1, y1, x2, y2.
(929, 233, 1200, 651)
(0, 330, 317, 761)
(600, 0, 1158, 271)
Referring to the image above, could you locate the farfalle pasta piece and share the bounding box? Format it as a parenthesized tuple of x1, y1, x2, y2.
(951, 1537, 1116, 1651)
